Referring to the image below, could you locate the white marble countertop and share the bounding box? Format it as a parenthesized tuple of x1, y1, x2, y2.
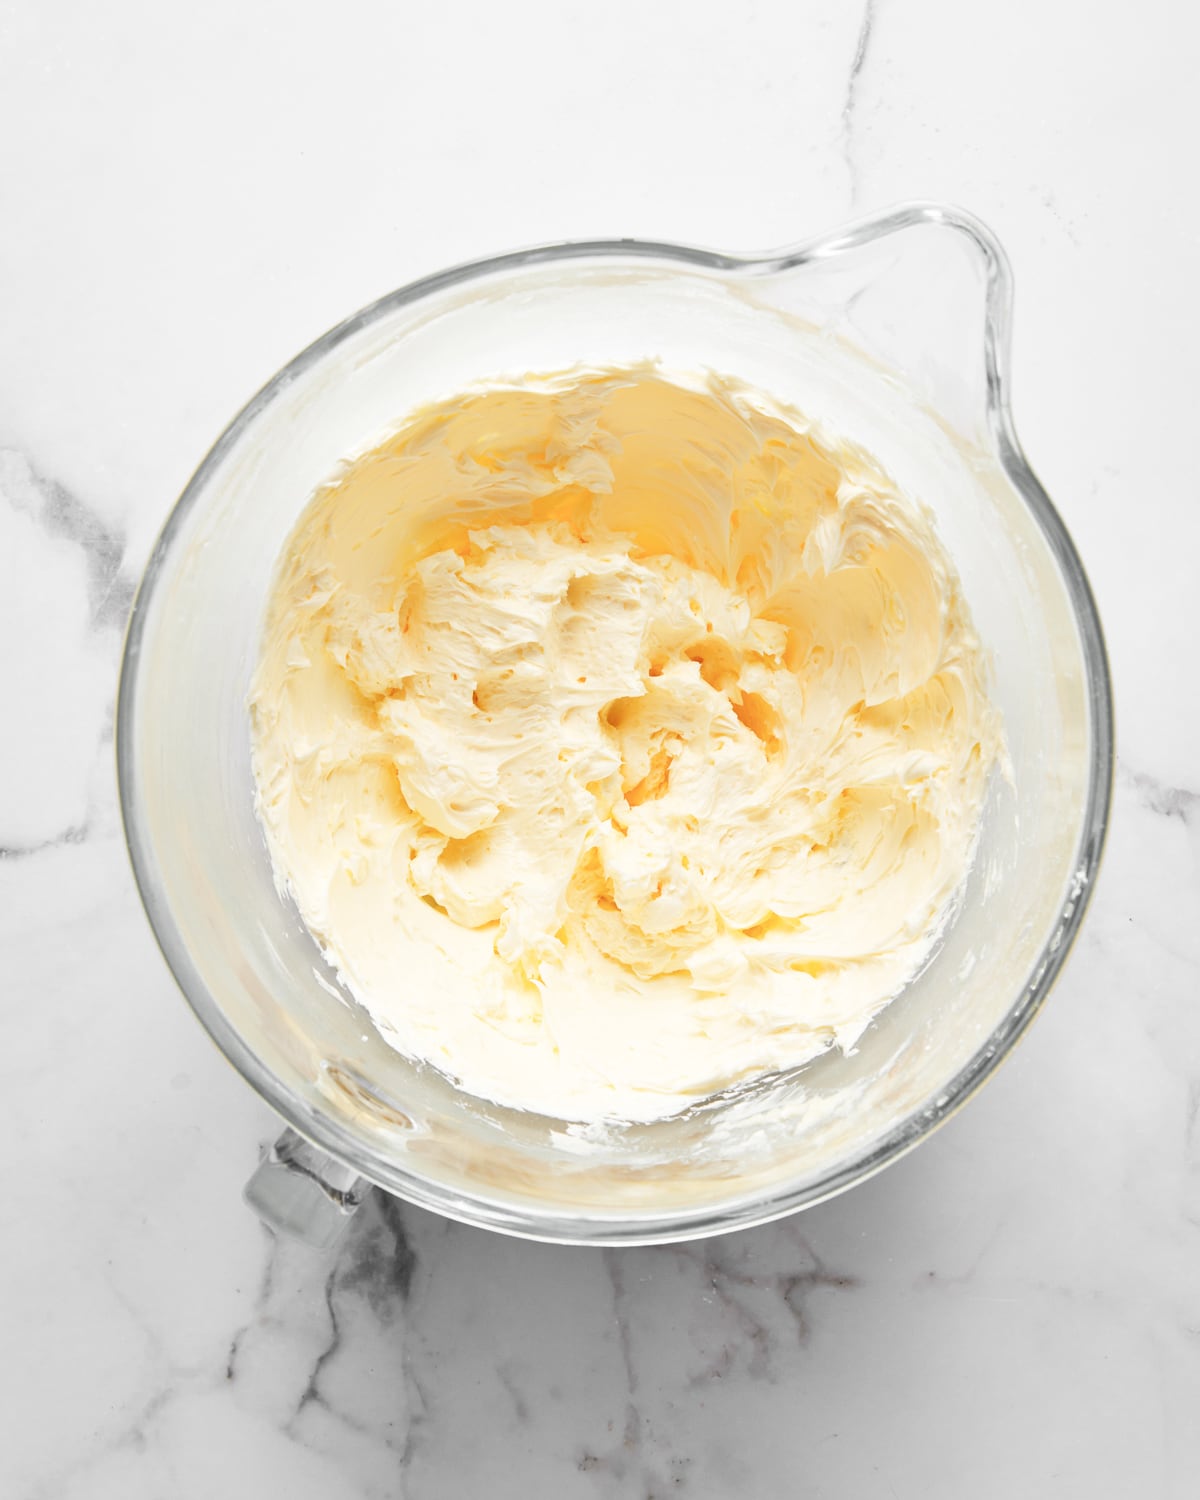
(3, 2, 1197, 1495)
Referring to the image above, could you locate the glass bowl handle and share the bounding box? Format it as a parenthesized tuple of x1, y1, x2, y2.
(243, 1127, 370, 1249)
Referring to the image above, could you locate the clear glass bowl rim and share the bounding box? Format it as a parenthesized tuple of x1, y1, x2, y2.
(116, 201, 1115, 1245)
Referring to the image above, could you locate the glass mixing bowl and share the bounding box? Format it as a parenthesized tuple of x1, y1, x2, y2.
(117, 203, 1112, 1247)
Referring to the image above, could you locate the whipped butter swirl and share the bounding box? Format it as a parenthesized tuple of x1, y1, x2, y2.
(250, 368, 1000, 1122)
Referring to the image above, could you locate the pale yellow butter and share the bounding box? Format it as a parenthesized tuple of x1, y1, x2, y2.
(250, 368, 1000, 1122)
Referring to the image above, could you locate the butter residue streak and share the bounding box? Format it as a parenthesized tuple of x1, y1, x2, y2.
(250, 368, 1000, 1123)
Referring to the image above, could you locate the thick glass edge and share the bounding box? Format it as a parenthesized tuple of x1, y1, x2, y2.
(116, 201, 1115, 1246)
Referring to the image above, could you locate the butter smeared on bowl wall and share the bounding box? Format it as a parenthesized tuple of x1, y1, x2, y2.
(250, 367, 1001, 1124)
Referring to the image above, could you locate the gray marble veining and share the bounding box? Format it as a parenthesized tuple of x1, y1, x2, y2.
(2, 1, 1197, 1496)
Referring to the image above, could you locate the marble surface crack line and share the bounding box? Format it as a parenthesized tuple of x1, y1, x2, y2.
(684, 1235, 859, 1382)
(337, 1190, 417, 1323)
(375, 1192, 417, 1302)
(1118, 763, 1200, 823)
(778, 1256, 861, 1344)
(397, 1360, 432, 1472)
(602, 1251, 645, 1469)
(699, 1245, 776, 1380)
(225, 1226, 281, 1385)
(0, 446, 137, 632)
(840, 0, 876, 207)
(26, 1382, 181, 1500)
(26, 1259, 209, 1500)
(918, 1216, 1007, 1293)
(0, 822, 90, 861)
(291, 1268, 342, 1423)
(274, 1218, 413, 1458)
(495, 1361, 531, 1425)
